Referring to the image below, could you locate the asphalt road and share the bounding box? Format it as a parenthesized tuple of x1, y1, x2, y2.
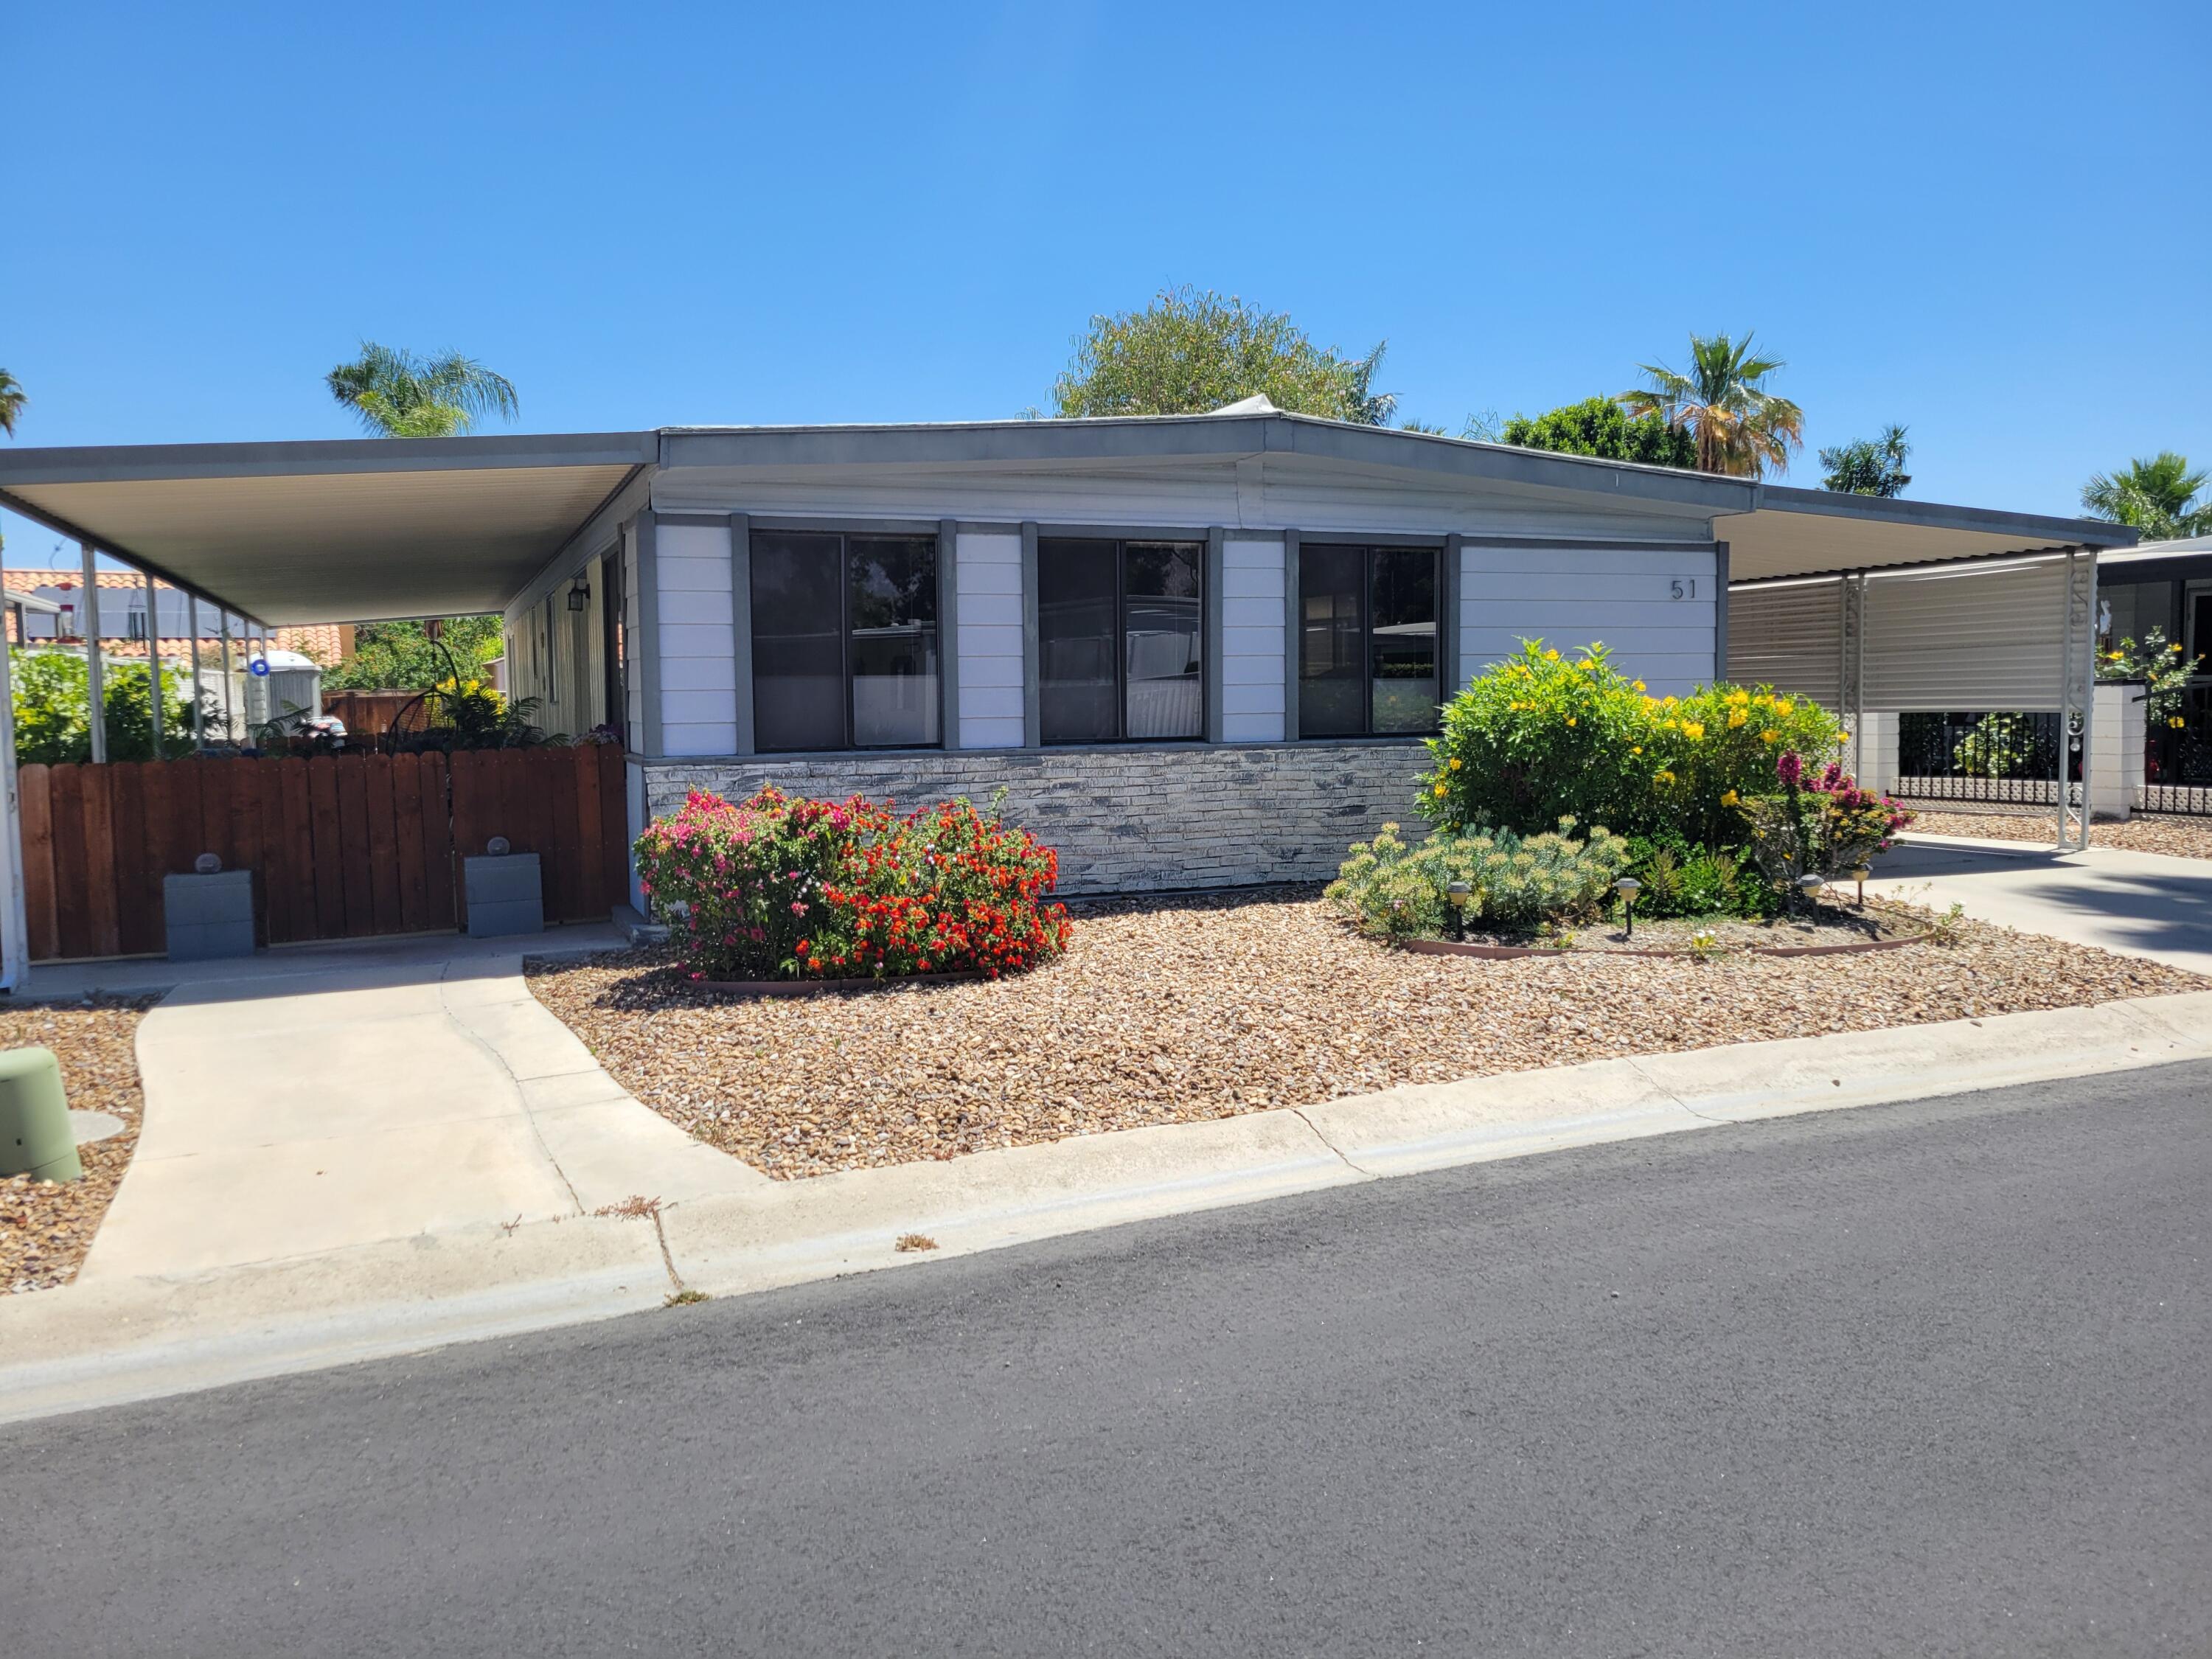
(4, 1065, 2208, 1658)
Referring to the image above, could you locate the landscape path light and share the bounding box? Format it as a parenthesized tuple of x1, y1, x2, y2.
(1851, 864, 1872, 907)
(1614, 877, 1641, 940)
(1796, 872, 1826, 917)
(1446, 879, 1471, 942)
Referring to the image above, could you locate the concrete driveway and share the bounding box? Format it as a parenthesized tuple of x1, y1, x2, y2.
(1872, 831, 2212, 975)
(46, 931, 767, 1282)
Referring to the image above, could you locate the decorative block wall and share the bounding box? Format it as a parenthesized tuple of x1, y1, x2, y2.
(639, 740, 1430, 894)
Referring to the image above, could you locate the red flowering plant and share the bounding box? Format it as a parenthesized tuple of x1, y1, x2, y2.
(632, 784, 1071, 982)
(1741, 751, 1915, 901)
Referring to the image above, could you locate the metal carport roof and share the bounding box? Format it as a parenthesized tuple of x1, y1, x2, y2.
(0, 431, 655, 625)
(0, 416, 2139, 625)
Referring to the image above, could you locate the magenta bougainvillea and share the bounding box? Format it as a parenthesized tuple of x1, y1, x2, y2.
(633, 785, 1071, 982)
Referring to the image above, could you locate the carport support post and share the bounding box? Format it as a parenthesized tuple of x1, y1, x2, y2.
(145, 571, 164, 760)
(218, 611, 233, 741)
(78, 540, 106, 765)
(185, 594, 206, 750)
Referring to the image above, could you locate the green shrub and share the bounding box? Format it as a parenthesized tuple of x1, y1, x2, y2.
(11, 649, 202, 764)
(1325, 818, 1634, 940)
(1627, 837, 1775, 920)
(1951, 712, 2034, 778)
(1419, 641, 1844, 839)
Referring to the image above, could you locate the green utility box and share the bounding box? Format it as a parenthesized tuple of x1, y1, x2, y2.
(0, 1046, 81, 1183)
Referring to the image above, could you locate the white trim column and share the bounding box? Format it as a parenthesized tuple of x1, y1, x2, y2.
(79, 540, 106, 763)
(2088, 679, 2145, 822)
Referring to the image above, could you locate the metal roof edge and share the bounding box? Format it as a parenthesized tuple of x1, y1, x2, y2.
(0, 431, 658, 486)
(1739, 483, 2139, 549)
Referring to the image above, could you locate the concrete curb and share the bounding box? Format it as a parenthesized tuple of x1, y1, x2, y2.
(4, 990, 2210, 1424)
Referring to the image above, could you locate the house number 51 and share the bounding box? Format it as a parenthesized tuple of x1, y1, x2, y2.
(1670, 578, 1697, 599)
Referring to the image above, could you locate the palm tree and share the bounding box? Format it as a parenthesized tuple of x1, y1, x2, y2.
(0, 368, 25, 438)
(327, 344, 518, 437)
(2081, 452, 2211, 540)
(1619, 333, 1803, 477)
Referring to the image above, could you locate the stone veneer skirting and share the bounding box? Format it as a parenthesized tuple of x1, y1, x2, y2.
(639, 741, 1432, 895)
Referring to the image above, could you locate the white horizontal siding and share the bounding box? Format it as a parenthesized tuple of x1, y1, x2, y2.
(656, 521, 737, 756)
(1220, 535, 1286, 742)
(1462, 544, 1717, 698)
(957, 532, 1024, 748)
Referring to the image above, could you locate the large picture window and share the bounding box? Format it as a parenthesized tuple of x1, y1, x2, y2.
(1038, 537, 1203, 744)
(751, 530, 939, 753)
(1299, 543, 1439, 737)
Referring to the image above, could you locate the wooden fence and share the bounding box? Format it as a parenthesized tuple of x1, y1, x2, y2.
(17, 744, 629, 961)
(321, 689, 417, 741)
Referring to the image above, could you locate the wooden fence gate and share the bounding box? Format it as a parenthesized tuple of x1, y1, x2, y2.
(16, 744, 629, 961)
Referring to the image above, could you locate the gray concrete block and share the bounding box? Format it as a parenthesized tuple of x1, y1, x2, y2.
(167, 918, 257, 961)
(464, 853, 543, 906)
(164, 872, 256, 959)
(163, 870, 254, 926)
(467, 897, 545, 939)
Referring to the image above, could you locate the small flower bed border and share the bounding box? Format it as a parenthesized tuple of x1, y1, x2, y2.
(690, 970, 987, 998)
(1397, 908, 1933, 961)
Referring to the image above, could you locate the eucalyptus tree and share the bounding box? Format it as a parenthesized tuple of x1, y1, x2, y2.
(1619, 333, 1803, 477)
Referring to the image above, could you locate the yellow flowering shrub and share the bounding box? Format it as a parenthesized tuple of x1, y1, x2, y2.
(1420, 639, 1843, 839)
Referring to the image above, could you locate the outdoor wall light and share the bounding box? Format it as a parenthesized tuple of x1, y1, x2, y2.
(1614, 876, 1641, 939)
(567, 576, 591, 612)
(1446, 879, 1472, 942)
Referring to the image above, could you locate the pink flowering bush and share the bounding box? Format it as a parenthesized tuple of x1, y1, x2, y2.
(1742, 753, 1914, 894)
(633, 785, 1071, 982)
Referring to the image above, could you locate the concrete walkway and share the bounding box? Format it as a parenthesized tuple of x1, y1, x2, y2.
(58, 931, 766, 1282)
(1873, 832, 2212, 975)
(5, 987, 2211, 1422)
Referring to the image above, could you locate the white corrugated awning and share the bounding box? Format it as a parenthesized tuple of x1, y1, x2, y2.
(0, 432, 654, 625)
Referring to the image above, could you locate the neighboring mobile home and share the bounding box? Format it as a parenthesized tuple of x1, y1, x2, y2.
(0, 407, 2135, 897)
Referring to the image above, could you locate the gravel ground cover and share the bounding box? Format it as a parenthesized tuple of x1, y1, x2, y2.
(1, 996, 159, 1294)
(1905, 809, 2212, 860)
(526, 891, 2198, 1180)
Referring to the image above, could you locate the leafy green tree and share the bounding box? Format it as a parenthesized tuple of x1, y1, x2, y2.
(1499, 397, 1697, 468)
(327, 344, 518, 438)
(11, 650, 204, 763)
(321, 615, 504, 692)
(1819, 424, 1912, 496)
(2081, 452, 2212, 540)
(1620, 332, 1804, 477)
(1052, 287, 1388, 422)
(0, 368, 24, 437)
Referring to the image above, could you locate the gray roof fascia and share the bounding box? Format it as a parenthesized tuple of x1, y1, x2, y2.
(658, 414, 1758, 514)
(1742, 484, 2140, 549)
(0, 429, 658, 486)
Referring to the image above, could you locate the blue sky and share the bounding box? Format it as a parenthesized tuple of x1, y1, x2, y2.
(4, 1, 2207, 571)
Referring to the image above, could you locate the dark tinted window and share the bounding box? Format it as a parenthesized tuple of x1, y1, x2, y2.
(1299, 543, 1365, 738)
(848, 537, 939, 748)
(1038, 538, 1119, 744)
(1038, 537, 1204, 745)
(751, 530, 939, 753)
(1371, 547, 1439, 733)
(1298, 544, 1440, 737)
